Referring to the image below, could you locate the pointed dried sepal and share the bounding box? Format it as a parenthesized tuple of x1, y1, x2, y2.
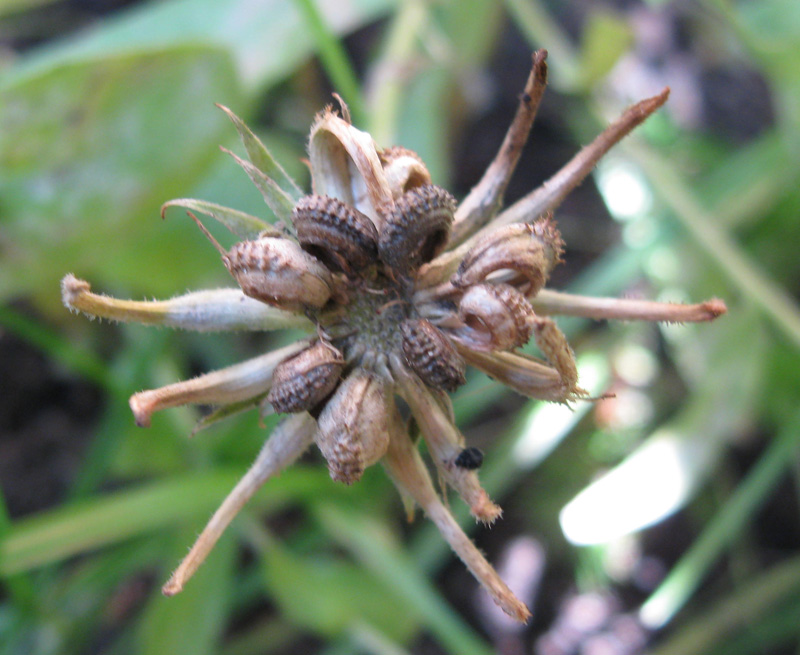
(161, 198, 278, 241)
(382, 405, 531, 623)
(216, 104, 304, 200)
(450, 50, 549, 246)
(379, 146, 432, 197)
(390, 354, 501, 523)
(451, 218, 564, 296)
(222, 147, 296, 226)
(450, 283, 534, 352)
(378, 185, 457, 273)
(400, 318, 466, 392)
(315, 371, 390, 484)
(457, 346, 584, 403)
(267, 340, 345, 414)
(61, 275, 312, 332)
(163, 413, 316, 596)
(308, 108, 392, 223)
(532, 289, 728, 323)
(224, 236, 332, 311)
(293, 194, 379, 274)
(129, 341, 306, 428)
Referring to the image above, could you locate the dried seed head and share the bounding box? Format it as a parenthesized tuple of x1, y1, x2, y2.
(451, 217, 564, 295)
(454, 283, 534, 351)
(223, 236, 332, 311)
(454, 447, 484, 470)
(315, 371, 390, 484)
(378, 185, 457, 272)
(267, 340, 345, 413)
(401, 318, 466, 392)
(379, 146, 431, 196)
(293, 194, 379, 274)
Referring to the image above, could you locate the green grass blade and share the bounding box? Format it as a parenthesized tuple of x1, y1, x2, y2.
(294, 0, 366, 126)
(640, 409, 800, 629)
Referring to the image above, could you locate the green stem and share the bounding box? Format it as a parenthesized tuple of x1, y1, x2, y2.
(629, 142, 800, 351)
(294, 0, 366, 125)
(640, 409, 800, 630)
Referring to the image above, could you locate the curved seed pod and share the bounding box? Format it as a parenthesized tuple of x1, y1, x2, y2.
(378, 185, 456, 272)
(223, 236, 332, 311)
(379, 146, 431, 197)
(401, 318, 466, 392)
(315, 371, 389, 484)
(267, 341, 345, 413)
(453, 283, 534, 352)
(451, 217, 564, 295)
(293, 195, 378, 274)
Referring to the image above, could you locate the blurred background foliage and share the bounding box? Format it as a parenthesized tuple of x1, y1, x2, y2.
(1, 0, 799, 653)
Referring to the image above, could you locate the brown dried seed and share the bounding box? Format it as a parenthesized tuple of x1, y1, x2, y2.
(451, 217, 564, 295)
(293, 195, 379, 274)
(223, 237, 332, 311)
(315, 372, 389, 484)
(455, 283, 534, 351)
(378, 185, 456, 272)
(401, 318, 466, 392)
(267, 341, 345, 413)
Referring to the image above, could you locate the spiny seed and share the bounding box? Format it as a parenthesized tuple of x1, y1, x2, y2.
(268, 341, 344, 413)
(379, 185, 456, 272)
(293, 195, 378, 274)
(457, 283, 534, 351)
(401, 318, 466, 392)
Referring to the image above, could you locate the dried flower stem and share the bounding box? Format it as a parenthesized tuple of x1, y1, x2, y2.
(61, 274, 312, 332)
(382, 406, 531, 623)
(532, 289, 728, 322)
(450, 50, 549, 247)
(163, 413, 316, 596)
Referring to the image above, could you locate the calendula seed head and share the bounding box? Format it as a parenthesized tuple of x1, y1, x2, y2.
(61, 50, 727, 623)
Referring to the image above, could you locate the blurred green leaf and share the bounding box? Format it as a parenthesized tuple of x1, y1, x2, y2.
(0, 46, 242, 308)
(260, 534, 417, 641)
(316, 502, 493, 655)
(576, 11, 633, 89)
(0, 468, 332, 576)
(138, 527, 234, 655)
(3, 0, 396, 90)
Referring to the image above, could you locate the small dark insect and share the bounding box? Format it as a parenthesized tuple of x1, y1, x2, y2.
(455, 446, 484, 470)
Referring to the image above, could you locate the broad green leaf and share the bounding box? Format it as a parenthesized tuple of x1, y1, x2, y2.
(216, 104, 303, 200)
(138, 528, 233, 655)
(0, 468, 332, 576)
(316, 503, 494, 655)
(161, 198, 276, 241)
(0, 46, 242, 309)
(576, 11, 633, 88)
(3, 0, 396, 91)
(261, 541, 417, 641)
